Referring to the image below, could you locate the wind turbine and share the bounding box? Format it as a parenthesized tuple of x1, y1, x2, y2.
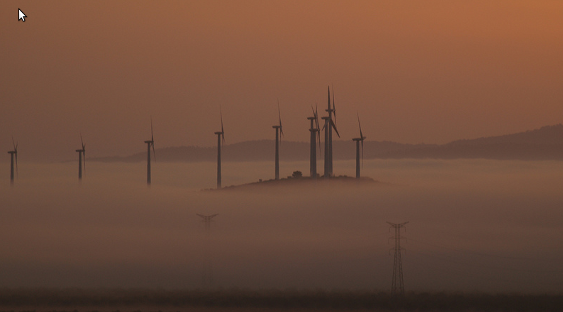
(144, 119, 156, 185)
(307, 105, 321, 179)
(329, 86, 340, 175)
(352, 114, 366, 179)
(272, 101, 283, 180)
(76, 134, 86, 180)
(214, 110, 225, 189)
(7, 137, 18, 184)
(324, 86, 340, 177)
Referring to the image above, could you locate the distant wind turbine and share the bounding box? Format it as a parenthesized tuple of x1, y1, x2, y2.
(76, 134, 86, 180)
(352, 114, 367, 179)
(7, 137, 18, 184)
(214, 110, 225, 189)
(307, 105, 321, 179)
(329, 86, 340, 176)
(144, 118, 156, 185)
(323, 86, 340, 178)
(272, 101, 283, 180)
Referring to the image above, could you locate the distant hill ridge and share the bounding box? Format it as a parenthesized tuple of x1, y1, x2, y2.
(448, 124, 563, 145)
(91, 124, 563, 162)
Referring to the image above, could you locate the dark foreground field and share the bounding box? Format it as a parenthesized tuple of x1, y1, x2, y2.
(0, 289, 561, 312)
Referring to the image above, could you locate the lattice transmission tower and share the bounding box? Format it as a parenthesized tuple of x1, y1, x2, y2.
(197, 214, 218, 287)
(387, 221, 408, 294)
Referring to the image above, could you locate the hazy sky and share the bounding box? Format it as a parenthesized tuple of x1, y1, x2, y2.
(2, 1, 563, 160)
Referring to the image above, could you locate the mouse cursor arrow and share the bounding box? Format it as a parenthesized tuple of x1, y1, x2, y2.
(18, 9, 26, 22)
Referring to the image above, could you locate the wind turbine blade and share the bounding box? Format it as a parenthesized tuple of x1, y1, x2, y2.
(317, 132, 321, 152)
(327, 86, 330, 111)
(357, 114, 363, 139)
(196, 214, 205, 219)
(312, 104, 321, 151)
(313, 104, 320, 130)
(330, 119, 340, 138)
(278, 101, 283, 137)
(361, 139, 364, 168)
(150, 118, 154, 142)
(332, 85, 337, 125)
(316, 126, 321, 152)
(81, 134, 86, 171)
(312, 105, 317, 121)
(220, 108, 225, 143)
(152, 142, 156, 162)
(11, 136, 18, 176)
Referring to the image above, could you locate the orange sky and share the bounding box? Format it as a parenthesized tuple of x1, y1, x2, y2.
(2, 1, 563, 160)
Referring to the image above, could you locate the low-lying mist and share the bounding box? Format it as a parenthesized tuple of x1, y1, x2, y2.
(0, 159, 562, 293)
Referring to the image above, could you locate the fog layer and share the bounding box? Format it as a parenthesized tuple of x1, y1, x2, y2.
(1, 159, 562, 292)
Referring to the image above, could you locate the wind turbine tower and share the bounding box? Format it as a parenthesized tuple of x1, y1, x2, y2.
(7, 137, 18, 184)
(144, 119, 156, 185)
(272, 102, 283, 180)
(215, 112, 225, 189)
(387, 221, 408, 294)
(322, 116, 329, 178)
(352, 115, 366, 179)
(76, 135, 86, 180)
(308, 105, 321, 179)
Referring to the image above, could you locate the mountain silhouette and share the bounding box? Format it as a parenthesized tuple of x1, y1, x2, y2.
(91, 124, 563, 162)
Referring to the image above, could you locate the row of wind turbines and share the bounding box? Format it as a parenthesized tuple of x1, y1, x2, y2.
(7, 87, 367, 187)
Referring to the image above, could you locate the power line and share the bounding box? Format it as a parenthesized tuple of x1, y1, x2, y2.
(408, 248, 563, 274)
(408, 238, 540, 261)
(407, 249, 563, 288)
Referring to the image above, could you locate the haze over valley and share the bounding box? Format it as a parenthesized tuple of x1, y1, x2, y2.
(2, 1, 563, 309)
(1, 159, 562, 293)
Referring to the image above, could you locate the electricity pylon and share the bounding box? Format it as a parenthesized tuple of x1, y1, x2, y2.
(197, 214, 218, 288)
(387, 221, 408, 294)
(198, 213, 218, 232)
